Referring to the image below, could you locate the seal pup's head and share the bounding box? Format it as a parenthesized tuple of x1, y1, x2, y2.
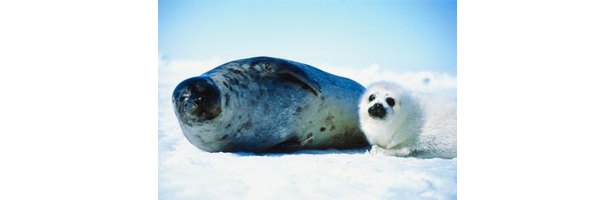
(359, 81, 410, 121)
(358, 81, 421, 147)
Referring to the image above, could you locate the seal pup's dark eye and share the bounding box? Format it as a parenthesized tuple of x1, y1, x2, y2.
(368, 94, 375, 102)
(386, 97, 395, 107)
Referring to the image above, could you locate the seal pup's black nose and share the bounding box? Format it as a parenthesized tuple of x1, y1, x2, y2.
(173, 76, 222, 123)
(368, 103, 387, 119)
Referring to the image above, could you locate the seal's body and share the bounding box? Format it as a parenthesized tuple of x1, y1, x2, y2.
(359, 81, 457, 158)
(172, 57, 367, 152)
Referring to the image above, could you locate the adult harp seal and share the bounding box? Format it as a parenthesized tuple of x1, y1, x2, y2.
(172, 57, 367, 152)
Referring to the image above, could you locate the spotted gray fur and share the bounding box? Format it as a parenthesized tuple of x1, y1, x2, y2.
(172, 56, 367, 152)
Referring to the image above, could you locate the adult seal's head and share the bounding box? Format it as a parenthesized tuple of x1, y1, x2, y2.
(173, 77, 222, 124)
(172, 56, 368, 152)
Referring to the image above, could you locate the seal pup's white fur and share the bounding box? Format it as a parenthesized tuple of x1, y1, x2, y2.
(358, 81, 456, 158)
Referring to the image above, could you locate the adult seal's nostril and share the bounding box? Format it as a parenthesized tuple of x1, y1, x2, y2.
(368, 103, 387, 119)
(172, 76, 222, 123)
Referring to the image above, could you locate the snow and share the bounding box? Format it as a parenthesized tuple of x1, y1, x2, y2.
(159, 58, 457, 199)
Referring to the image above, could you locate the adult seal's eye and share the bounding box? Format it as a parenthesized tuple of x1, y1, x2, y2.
(386, 97, 395, 107)
(368, 94, 375, 102)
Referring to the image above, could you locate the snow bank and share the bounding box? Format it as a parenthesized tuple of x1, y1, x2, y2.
(158, 57, 457, 199)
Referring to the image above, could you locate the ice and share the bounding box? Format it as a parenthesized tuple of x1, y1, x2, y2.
(158, 58, 457, 199)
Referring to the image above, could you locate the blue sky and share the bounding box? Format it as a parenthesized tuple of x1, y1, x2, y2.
(159, 0, 456, 74)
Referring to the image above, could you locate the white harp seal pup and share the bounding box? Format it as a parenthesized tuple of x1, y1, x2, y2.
(172, 56, 368, 152)
(358, 81, 456, 158)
